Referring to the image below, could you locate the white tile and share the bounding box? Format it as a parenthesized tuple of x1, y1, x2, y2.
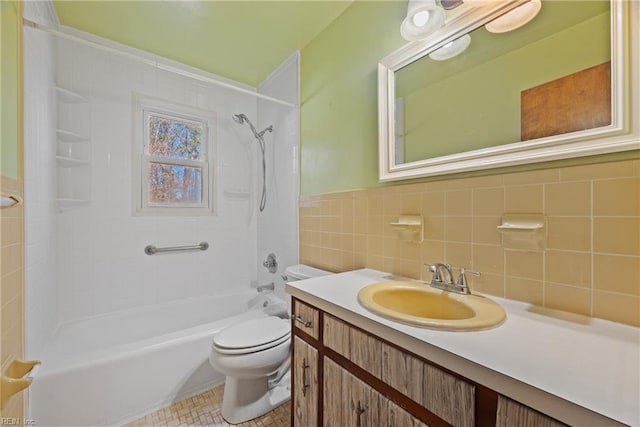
(24, 32, 299, 331)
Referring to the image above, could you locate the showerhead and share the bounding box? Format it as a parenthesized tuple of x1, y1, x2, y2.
(232, 114, 247, 125)
(232, 113, 272, 140)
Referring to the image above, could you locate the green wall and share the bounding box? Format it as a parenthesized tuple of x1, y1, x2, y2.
(300, 2, 637, 196)
(300, 1, 405, 196)
(1, 0, 21, 180)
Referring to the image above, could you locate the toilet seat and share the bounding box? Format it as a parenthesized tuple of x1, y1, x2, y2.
(213, 317, 290, 355)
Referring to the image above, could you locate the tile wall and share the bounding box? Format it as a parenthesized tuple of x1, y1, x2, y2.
(23, 4, 58, 357)
(256, 53, 300, 304)
(53, 36, 259, 322)
(300, 159, 640, 327)
(1, 176, 25, 417)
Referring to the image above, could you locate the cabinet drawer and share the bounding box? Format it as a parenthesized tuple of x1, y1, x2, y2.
(496, 396, 567, 427)
(293, 300, 319, 339)
(324, 314, 382, 378)
(382, 343, 475, 427)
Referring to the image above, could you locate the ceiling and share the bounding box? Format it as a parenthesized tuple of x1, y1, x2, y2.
(53, 1, 354, 87)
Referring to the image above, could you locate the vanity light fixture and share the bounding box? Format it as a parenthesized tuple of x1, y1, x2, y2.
(429, 34, 471, 60)
(400, 0, 446, 41)
(485, 0, 542, 33)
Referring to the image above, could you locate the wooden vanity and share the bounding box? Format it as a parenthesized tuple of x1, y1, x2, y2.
(286, 269, 637, 427)
(291, 298, 567, 427)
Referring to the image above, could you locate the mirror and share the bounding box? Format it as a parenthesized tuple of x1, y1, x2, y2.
(379, 0, 639, 182)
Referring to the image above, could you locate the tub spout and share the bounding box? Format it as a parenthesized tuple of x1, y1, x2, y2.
(257, 282, 275, 293)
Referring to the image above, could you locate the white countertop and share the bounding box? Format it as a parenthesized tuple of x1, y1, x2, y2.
(286, 269, 640, 427)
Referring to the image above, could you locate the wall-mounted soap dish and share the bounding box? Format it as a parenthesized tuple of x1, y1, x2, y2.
(390, 215, 423, 243)
(497, 214, 546, 250)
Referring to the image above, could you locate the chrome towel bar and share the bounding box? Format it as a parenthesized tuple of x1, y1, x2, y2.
(144, 242, 209, 255)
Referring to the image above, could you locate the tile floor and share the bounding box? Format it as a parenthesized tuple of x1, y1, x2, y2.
(125, 384, 291, 427)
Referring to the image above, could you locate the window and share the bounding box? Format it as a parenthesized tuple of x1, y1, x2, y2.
(134, 95, 216, 215)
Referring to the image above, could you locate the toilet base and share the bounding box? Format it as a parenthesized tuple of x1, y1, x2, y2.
(221, 370, 291, 424)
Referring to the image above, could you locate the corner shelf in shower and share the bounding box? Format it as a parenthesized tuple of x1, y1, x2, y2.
(56, 129, 88, 143)
(55, 85, 91, 210)
(56, 156, 89, 168)
(55, 86, 88, 104)
(56, 198, 90, 209)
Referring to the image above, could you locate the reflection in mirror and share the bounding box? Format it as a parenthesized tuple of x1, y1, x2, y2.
(394, 1, 611, 165)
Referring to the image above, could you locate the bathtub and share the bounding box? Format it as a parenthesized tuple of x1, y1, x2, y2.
(29, 291, 288, 426)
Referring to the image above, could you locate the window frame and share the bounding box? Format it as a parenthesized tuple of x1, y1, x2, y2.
(133, 94, 216, 216)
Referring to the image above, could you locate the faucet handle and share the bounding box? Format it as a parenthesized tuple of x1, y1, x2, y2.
(455, 267, 480, 293)
(424, 263, 441, 281)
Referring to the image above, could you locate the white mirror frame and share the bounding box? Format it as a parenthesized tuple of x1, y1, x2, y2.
(379, 0, 639, 182)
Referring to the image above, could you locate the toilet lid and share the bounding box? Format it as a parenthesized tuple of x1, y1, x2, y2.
(213, 317, 290, 349)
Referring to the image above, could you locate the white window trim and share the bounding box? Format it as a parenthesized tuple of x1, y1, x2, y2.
(133, 94, 217, 216)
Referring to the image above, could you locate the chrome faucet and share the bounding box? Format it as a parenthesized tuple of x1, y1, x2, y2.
(262, 253, 278, 273)
(257, 282, 275, 293)
(425, 263, 480, 295)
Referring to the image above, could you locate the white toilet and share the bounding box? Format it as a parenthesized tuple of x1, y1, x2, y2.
(209, 264, 332, 424)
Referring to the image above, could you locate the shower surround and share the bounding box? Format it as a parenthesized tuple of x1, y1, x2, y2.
(23, 6, 299, 423)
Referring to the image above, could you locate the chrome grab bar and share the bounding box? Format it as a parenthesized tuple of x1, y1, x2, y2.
(144, 242, 209, 255)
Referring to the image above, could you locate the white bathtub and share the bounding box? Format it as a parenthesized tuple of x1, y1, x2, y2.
(30, 291, 288, 426)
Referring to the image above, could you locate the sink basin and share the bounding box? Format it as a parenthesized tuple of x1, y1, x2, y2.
(357, 281, 505, 330)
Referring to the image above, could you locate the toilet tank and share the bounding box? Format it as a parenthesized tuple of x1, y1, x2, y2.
(283, 264, 332, 281)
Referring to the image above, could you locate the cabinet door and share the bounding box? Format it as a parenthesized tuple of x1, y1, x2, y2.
(293, 337, 318, 426)
(323, 357, 345, 427)
(323, 357, 387, 427)
(496, 396, 567, 427)
(389, 400, 430, 427)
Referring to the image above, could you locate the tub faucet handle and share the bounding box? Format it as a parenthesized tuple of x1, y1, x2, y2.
(262, 253, 278, 273)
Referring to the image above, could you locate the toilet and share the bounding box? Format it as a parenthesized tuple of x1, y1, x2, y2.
(209, 264, 332, 424)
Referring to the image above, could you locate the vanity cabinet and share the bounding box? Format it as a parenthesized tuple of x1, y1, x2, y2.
(291, 298, 567, 427)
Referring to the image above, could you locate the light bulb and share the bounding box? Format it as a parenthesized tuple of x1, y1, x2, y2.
(412, 11, 430, 27)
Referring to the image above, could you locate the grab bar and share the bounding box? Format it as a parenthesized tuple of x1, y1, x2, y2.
(144, 242, 209, 255)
